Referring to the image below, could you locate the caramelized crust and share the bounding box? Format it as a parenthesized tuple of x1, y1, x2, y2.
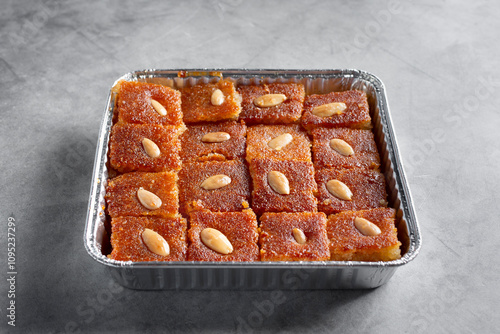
(259, 212, 330, 261)
(187, 209, 259, 261)
(315, 168, 388, 214)
(109, 123, 183, 173)
(106, 172, 179, 218)
(301, 90, 371, 131)
(117, 81, 183, 126)
(178, 161, 251, 215)
(180, 121, 246, 162)
(181, 79, 242, 123)
(238, 83, 305, 124)
(312, 127, 380, 170)
(327, 208, 401, 261)
(109, 216, 187, 262)
(246, 124, 311, 163)
(108, 81, 402, 263)
(249, 159, 317, 215)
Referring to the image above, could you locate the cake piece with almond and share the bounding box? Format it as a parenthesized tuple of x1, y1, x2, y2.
(311, 127, 380, 170)
(109, 216, 187, 262)
(117, 81, 184, 127)
(187, 209, 259, 262)
(259, 212, 330, 261)
(315, 167, 388, 214)
(327, 208, 401, 261)
(238, 83, 305, 124)
(301, 90, 371, 131)
(181, 79, 242, 123)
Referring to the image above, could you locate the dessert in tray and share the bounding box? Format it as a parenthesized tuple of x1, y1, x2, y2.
(105, 78, 402, 263)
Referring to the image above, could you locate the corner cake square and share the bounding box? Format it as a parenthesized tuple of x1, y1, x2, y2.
(301, 90, 371, 131)
(181, 79, 242, 123)
(249, 159, 317, 215)
(178, 160, 251, 214)
(117, 81, 184, 127)
(246, 124, 311, 163)
(238, 83, 305, 124)
(327, 208, 401, 261)
(106, 172, 179, 218)
(315, 168, 388, 214)
(180, 121, 246, 163)
(187, 209, 259, 261)
(311, 127, 380, 170)
(109, 216, 187, 262)
(259, 212, 330, 261)
(109, 123, 183, 173)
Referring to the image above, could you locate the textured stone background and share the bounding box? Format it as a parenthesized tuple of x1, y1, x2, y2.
(0, 1, 499, 333)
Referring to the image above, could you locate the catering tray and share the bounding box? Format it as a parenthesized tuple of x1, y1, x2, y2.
(84, 69, 421, 290)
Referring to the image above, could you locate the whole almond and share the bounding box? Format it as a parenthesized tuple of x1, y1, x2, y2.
(142, 228, 170, 256)
(201, 132, 231, 143)
(312, 102, 347, 117)
(354, 217, 381, 236)
(253, 94, 287, 107)
(211, 89, 225, 106)
(292, 228, 307, 244)
(200, 228, 233, 254)
(151, 99, 167, 116)
(326, 179, 353, 201)
(267, 171, 290, 195)
(137, 187, 162, 210)
(267, 133, 293, 151)
(330, 138, 354, 156)
(200, 174, 231, 190)
(142, 138, 161, 158)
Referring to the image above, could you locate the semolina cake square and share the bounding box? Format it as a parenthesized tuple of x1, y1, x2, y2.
(249, 159, 317, 215)
(180, 121, 246, 163)
(259, 212, 330, 261)
(178, 160, 251, 215)
(327, 208, 401, 261)
(311, 127, 380, 170)
(301, 90, 371, 131)
(109, 216, 187, 262)
(106, 171, 179, 218)
(117, 81, 184, 127)
(187, 209, 259, 261)
(246, 124, 311, 163)
(181, 79, 242, 123)
(238, 83, 305, 124)
(109, 123, 183, 173)
(315, 168, 388, 214)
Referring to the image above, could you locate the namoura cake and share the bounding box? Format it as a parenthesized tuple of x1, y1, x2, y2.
(187, 209, 259, 261)
(178, 160, 251, 214)
(105, 171, 179, 218)
(301, 90, 371, 131)
(249, 159, 317, 215)
(238, 83, 305, 124)
(315, 167, 388, 214)
(311, 127, 380, 170)
(104, 76, 403, 264)
(109, 123, 183, 173)
(246, 124, 311, 163)
(109, 216, 187, 262)
(180, 121, 246, 162)
(327, 208, 401, 261)
(117, 81, 184, 127)
(181, 79, 242, 123)
(259, 212, 330, 261)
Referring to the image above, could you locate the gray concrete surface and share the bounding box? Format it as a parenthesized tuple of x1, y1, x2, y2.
(1, 0, 499, 333)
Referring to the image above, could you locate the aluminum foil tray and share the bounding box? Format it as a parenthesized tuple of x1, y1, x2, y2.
(84, 69, 421, 290)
